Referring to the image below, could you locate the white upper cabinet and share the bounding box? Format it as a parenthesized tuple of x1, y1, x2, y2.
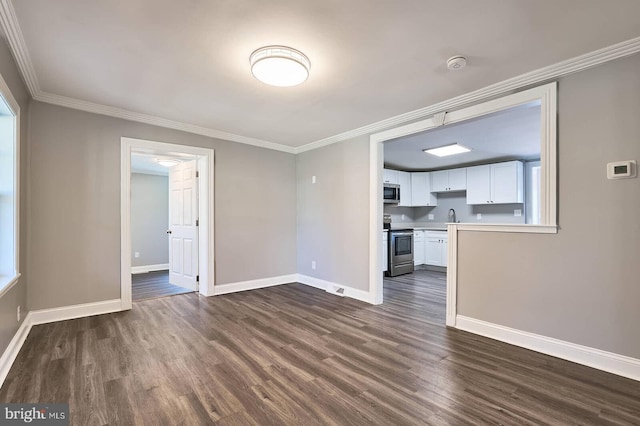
(410, 172, 437, 207)
(430, 168, 467, 192)
(491, 161, 524, 204)
(398, 171, 412, 206)
(467, 161, 524, 205)
(466, 165, 492, 205)
(430, 171, 448, 192)
(448, 168, 467, 191)
(383, 169, 399, 185)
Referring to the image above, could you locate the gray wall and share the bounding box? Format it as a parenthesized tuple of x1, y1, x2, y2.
(296, 136, 370, 290)
(0, 34, 29, 354)
(131, 173, 169, 268)
(297, 53, 640, 359)
(458, 53, 640, 358)
(384, 195, 526, 225)
(28, 102, 297, 310)
(414, 193, 525, 224)
(383, 205, 416, 225)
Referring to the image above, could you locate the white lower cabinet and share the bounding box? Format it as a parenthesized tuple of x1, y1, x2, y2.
(382, 231, 388, 272)
(413, 230, 424, 266)
(425, 231, 448, 267)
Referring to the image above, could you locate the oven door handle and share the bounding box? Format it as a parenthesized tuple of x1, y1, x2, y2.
(391, 232, 413, 237)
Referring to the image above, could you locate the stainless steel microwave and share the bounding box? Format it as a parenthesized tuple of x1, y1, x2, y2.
(383, 183, 400, 203)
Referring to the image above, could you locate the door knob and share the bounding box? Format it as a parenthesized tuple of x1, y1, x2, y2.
(166, 230, 172, 234)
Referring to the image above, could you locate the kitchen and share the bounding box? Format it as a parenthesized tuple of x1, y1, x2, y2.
(382, 102, 541, 279)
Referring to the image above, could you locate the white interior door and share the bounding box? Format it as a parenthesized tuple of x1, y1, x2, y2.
(168, 160, 198, 290)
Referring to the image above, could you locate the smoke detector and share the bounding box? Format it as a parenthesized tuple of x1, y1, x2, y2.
(447, 56, 467, 71)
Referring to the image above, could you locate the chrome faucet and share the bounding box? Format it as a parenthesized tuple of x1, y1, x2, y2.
(447, 208, 457, 223)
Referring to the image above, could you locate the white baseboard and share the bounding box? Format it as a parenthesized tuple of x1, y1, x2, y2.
(0, 313, 34, 388)
(296, 274, 375, 304)
(30, 299, 124, 325)
(0, 299, 125, 389)
(456, 315, 640, 382)
(131, 263, 169, 274)
(213, 274, 297, 296)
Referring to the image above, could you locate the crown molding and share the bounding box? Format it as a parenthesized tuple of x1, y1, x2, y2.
(34, 91, 296, 153)
(294, 36, 640, 154)
(0, 0, 39, 96)
(2, 0, 639, 155)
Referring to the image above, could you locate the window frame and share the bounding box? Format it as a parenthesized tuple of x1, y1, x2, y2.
(0, 71, 21, 297)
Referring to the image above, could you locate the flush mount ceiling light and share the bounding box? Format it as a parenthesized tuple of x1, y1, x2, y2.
(154, 158, 180, 167)
(423, 143, 471, 157)
(250, 46, 310, 87)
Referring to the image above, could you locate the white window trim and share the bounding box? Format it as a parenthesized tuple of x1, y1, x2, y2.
(0, 71, 20, 297)
(369, 83, 558, 320)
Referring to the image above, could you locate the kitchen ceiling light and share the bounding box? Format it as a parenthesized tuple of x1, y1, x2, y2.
(155, 158, 180, 167)
(250, 46, 310, 87)
(423, 143, 471, 157)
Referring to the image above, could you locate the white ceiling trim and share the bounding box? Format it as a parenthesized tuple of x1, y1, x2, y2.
(0, 0, 38, 95)
(1, 0, 639, 155)
(293, 36, 640, 154)
(34, 91, 296, 153)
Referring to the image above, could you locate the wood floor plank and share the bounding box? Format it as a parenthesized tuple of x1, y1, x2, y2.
(131, 270, 192, 301)
(1, 269, 639, 425)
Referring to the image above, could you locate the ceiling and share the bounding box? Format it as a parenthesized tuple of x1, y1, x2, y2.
(6, 1, 640, 147)
(384, 103, 541, 170)
(131, 152, 197, 176)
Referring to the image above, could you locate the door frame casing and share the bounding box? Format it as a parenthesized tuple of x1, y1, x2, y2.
(120, 137, 215, 309)
(369, 82, 558, 321)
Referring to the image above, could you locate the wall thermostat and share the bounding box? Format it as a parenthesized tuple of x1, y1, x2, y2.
(607, 160, 637, 179)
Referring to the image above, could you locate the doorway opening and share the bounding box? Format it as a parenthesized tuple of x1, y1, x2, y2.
(120, 138, 215, 309)
(130, 152, 199, 301)
(381, 101, 543, 323)
(371, 83, 557, 325)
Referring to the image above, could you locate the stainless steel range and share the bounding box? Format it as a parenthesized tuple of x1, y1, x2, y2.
(387, 228, 414, 277)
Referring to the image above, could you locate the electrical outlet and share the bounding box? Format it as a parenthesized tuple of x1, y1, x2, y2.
(428, 214, 434, 220)
(514, 209, 522, 217)
(134, 251, 140, 258)
(401, 214, 405, 220)
(311, 261, 316, 270)
(16, 305, 20, 322)
(477, 213, 482, 220)
(312, 176, 316, 184)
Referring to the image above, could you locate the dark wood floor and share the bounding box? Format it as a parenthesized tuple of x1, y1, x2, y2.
(2, 270, 639, 425)
(132, 270, 192, 301)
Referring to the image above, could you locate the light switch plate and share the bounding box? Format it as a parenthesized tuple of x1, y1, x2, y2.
(428, 214, 434, 220)
(477, 213, 482, 220)
(514, 209, 522, 217)
(312, 176, 316, 184)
